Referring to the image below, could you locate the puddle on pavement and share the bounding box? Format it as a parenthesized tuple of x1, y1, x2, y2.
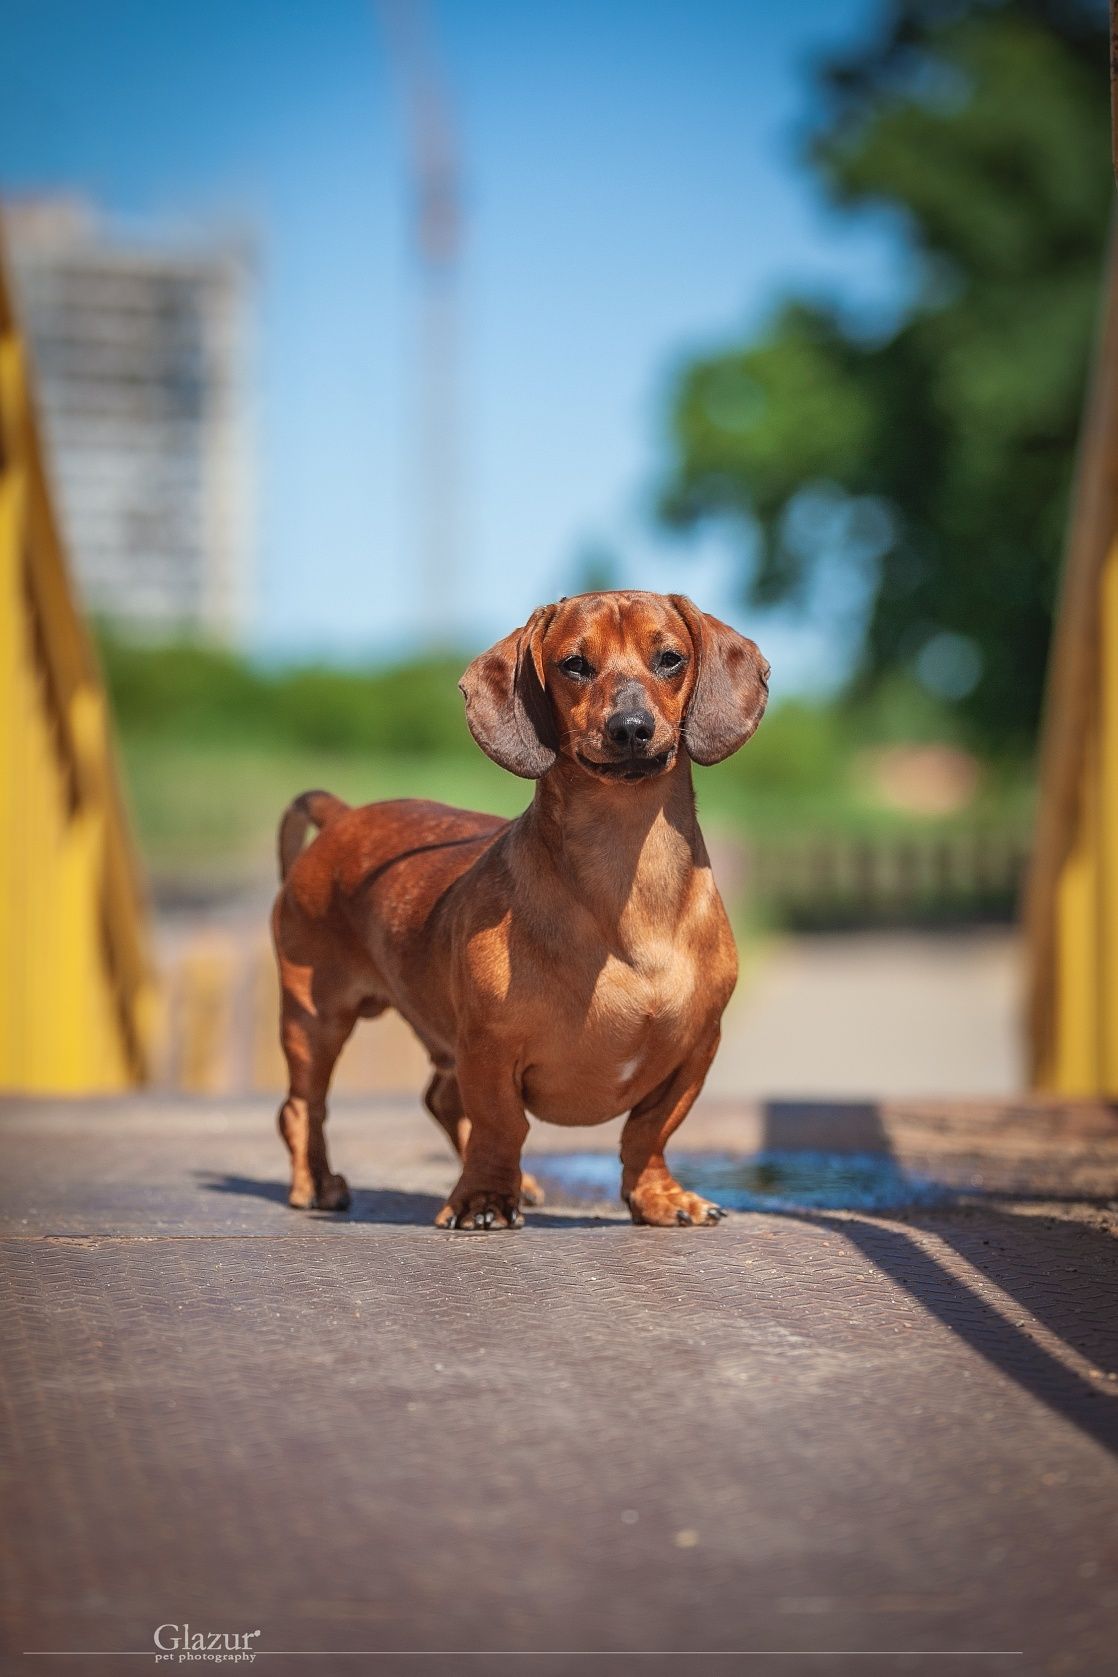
(532, 1150, 952, 1213)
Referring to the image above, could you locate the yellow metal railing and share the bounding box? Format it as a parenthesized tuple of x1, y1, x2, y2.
(1026, 231, 1118, 1095)
(0, 225, 156, 1091)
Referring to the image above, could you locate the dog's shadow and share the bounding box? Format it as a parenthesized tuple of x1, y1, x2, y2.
(196, 1171, 619, 1229)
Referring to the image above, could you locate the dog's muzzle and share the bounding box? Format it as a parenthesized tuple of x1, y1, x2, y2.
(576, 745, 674, 782)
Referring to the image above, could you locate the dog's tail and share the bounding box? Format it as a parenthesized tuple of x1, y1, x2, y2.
(277, 789, 350, 881)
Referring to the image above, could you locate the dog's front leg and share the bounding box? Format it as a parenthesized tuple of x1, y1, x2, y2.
(620, 1032, 727, 1227)
(434, 1040, 529, 1232)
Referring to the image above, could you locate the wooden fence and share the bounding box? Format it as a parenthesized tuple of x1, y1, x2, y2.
(745, 829, 1028, 931)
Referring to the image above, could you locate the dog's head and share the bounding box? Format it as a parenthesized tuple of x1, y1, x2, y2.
(459, 591, 769, 782)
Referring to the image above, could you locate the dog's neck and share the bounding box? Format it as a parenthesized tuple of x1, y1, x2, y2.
(517, 752, 708, 946)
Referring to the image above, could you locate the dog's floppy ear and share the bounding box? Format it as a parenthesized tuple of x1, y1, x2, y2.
(459, 606, 558, 778)
(670, 595, 769, 766)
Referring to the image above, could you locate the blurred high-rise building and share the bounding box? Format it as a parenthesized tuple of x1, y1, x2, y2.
(5, 199, 253, 641)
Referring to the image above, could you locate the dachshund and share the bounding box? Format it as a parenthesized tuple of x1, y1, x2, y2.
(271, 591, 768, 1229)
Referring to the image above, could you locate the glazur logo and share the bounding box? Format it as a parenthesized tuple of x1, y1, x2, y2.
(153, 1625, 262, 1664)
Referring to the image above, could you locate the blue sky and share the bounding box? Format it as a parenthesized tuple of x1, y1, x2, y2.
(2, 0, 903, 687)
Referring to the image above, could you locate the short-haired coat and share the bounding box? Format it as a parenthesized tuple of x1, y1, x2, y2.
(272, 591, 768, 1229)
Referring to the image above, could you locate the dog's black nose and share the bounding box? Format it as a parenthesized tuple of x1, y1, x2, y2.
(605, 709, 655, 750)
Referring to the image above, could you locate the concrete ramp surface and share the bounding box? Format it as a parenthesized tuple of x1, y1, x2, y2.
(2, 1096, 1117, 1677)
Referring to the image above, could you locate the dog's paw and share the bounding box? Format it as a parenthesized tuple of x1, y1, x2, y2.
(520, 1171, 545, 1207)
(316, 1173, 351, 1212)
(435, 1190, 524, 1232)
(626, 1182, 727, 1228)
(288, 1172, 351, 1213)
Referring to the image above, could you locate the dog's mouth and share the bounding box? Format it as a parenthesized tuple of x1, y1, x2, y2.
(576, 748, 674, 783)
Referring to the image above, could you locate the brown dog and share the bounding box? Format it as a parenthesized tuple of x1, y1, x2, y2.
(271, 591, 768, 1229)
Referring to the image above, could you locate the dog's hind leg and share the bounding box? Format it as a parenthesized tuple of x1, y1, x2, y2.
(423, 1067, 544, 1205)
(278, 993, 357, 1212)
(423, 1069, 470, 1159)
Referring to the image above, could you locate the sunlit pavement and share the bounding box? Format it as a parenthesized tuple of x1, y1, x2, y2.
(3, 1094, 1117, 1677)
(710, 929, 1021, 1100)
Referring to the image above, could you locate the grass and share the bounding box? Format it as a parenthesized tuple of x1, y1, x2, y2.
(117, 739, 528, 886)
(118, 731, 1035, 894)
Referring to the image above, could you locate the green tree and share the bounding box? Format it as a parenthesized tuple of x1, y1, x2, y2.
(659, 0, 1111, 751)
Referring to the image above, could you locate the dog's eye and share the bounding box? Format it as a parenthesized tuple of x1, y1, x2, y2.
(656, 649, 686, 674)
(559, 654, 593, 680)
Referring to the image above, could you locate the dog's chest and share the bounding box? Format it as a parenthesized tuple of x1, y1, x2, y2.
(588, 941, 694, 1032)
(521, 940, 704, 1123)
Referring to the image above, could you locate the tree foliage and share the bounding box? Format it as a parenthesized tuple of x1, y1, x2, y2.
(659, 0, 1111, 750)
(99, 634, 473, 757)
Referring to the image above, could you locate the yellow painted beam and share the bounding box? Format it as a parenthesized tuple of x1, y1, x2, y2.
(1097, 538, 1118, 1088)
(0, 224, 155, 1092)
(1049, 720, 1100, 1093)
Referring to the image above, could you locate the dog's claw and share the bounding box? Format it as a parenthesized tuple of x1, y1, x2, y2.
(439, 1195, 524, 1231)
(627, 1183, 729, 1228)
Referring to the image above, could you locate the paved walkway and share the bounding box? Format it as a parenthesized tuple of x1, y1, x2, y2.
(3, 1095, 1117, 1677)
(710, 930, 1021, 1100)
